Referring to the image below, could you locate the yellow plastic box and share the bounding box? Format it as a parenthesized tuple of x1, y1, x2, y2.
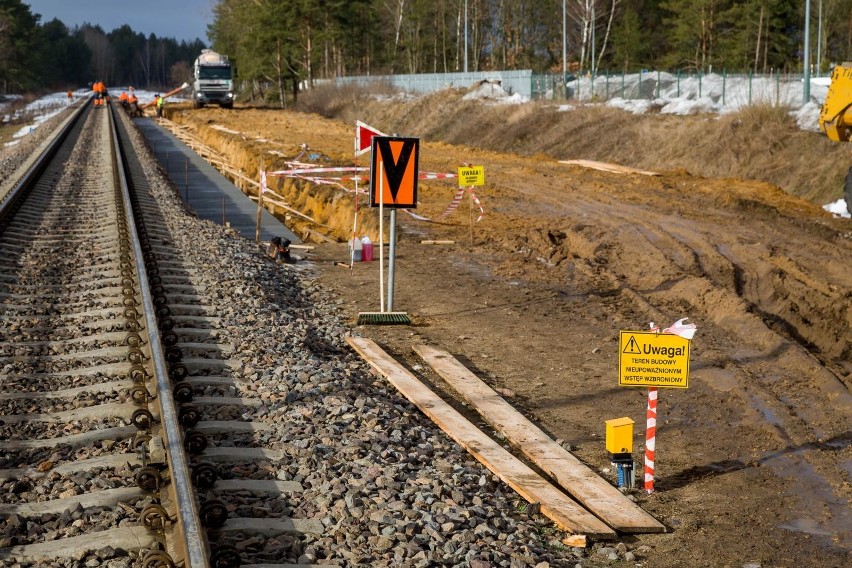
(605, 417, 635, 455)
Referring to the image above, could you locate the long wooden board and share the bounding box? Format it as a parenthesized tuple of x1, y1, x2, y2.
(346, 337, 615, 539)
(414, 344, 666, 534)
(559, 159, 659, 176)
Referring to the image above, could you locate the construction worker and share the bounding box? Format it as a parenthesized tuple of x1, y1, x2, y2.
(127, 91, 139, 116)
(155, 94, 164, 118)
(118, 91, 129, 111)
(93, 80, 105, 107)
(267, 237, 293, 263)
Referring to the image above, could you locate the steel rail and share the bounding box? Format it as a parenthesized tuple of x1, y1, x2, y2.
(0, 98, 88, 213)
(108, 103, 210, 567)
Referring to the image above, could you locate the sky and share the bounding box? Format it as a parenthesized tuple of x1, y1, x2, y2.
(25, 0, 213, 44)
(1, 76, 849, 218)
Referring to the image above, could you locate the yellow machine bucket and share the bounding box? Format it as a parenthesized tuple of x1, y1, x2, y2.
(819, 64, 852, 142)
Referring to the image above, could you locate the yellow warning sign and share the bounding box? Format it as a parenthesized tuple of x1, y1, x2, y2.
(458, 165, 485, 186)
(619, 331, 691, 388)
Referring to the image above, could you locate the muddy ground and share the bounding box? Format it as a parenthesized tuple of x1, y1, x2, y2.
(166, 91, 852, 568)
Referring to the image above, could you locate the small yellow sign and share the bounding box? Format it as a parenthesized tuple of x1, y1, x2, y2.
(619, 331, 691, 388)
(458, 165, 485, 186)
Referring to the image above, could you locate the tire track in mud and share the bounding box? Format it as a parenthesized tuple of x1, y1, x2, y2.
(518, 190, 850, 421)
(476, 170, 852, 550)
(166, 104, 852, 563)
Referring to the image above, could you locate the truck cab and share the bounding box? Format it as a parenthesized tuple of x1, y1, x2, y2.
(193, 49, 234, 109)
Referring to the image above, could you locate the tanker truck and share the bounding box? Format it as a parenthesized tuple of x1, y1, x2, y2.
(192, 49, 234, 109)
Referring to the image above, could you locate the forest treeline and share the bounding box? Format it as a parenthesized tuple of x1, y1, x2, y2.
(0, 0, 204, 92)
(207, 0, 852, 103)
(4, 0, 852, 99)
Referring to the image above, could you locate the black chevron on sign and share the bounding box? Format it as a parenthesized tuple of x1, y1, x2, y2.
(377, 139, 416, 202)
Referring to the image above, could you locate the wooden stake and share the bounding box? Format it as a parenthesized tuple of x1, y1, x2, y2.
(469, 187, 474, 245)
(256, 159, 264, 244)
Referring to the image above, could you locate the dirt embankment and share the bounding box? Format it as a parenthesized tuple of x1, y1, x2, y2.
(298, 86, 851, 206)
(165, 89, 852, 568)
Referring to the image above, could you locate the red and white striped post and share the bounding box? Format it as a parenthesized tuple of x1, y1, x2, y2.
(644, 387, 658, 493)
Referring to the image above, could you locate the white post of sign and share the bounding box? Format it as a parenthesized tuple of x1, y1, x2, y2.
(378, 160, 385, 312)
(351, 158, 359, 269)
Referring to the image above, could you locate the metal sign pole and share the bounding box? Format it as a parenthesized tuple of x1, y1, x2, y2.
(388, 209, 397, 311)
(356, 137, 412, 325)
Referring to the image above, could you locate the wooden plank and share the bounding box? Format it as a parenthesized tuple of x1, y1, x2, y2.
(303, 228, 336, 243)
(562, 535, 588, 548)
(414, 344, 666, 534)
(346, 337, 615, 538)
(559, 159, 659, 176)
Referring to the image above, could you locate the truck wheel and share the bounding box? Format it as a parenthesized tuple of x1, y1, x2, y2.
(845, 166, 852, 215)
(193, 101, 204, 109)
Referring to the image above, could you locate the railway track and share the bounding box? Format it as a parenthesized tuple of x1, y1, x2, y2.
(0, 100, 328, 567)
(0, 97, 661, 568)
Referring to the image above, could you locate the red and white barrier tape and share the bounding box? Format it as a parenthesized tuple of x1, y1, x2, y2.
(269, 167, 457, 180)
(439, 187, 466, 218)
(260, 168, 269, 194)
(643, 318, 696, 494)
(263, 164, 482, 223)
(420, 172, 458, 180)
(268, 166, 368, 176)
(403, 210, 432, 221)
(470, 189, 485, 222)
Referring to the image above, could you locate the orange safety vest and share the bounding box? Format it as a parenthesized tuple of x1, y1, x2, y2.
(119, 92, 128, 102)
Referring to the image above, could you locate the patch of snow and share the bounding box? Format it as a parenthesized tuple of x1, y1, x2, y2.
(794, 101, 823, 132)
(661, 96, 721, 115)
(824, 199, 851, 218)
(371, 92, 416, 103)
(607, 97, 656, 115)
(494, 92, 530, 105)
(461, 80, 529, 104)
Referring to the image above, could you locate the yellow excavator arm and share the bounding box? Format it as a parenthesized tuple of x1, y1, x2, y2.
(819, 63, 852, 142)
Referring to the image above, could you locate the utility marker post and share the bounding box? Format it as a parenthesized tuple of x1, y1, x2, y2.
(618, 319, 697, 494)
(353, 122, 387, 269)
(358, 136, 419, 325)
(458, 165, 486, 246)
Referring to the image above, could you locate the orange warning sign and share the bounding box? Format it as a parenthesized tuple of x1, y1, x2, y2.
(370, 136, 419, 208)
